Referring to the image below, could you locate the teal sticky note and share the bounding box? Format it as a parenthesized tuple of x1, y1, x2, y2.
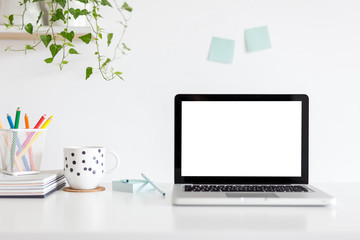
(245, 26, 272, 52)
(208, 37, 235, 64)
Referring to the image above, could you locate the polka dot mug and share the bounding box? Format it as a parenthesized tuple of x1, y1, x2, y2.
(64, 146, 119, 190)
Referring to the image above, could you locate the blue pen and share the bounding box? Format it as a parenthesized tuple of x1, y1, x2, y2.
(7, 114, 16, 170)
(141, 173, 166, 196)
(7, 114, 14, 129)
(7, 114, 30, 171)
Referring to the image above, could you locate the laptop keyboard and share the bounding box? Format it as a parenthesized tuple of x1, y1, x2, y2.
(184, 185, 310, 192)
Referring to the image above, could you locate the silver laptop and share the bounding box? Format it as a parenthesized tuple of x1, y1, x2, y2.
(172, 94, 335, 206)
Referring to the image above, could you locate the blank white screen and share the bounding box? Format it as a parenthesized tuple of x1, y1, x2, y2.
(181, 101, 302, 177)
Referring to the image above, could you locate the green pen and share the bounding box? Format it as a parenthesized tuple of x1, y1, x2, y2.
(14, 107, 21, 129)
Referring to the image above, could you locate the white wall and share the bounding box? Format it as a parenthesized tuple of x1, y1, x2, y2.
(1, 0, 360, 183)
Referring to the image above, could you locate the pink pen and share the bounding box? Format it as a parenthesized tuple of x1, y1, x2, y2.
(17, 114, 47, 156)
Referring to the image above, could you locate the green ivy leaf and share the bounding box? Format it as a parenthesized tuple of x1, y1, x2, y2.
(8, 15, 14, 25)
(69, 8, 89, 19)
(76, 0, 89, 3)
(36, 11, 44, 25)
(122, 43, 131, 51)
(40, 34, 52, 47)
(65, 42, 75, 47)
(25, 23, 33, 34)
(79, 33, 92, 44)
(69, 48, 79, 54)
(62, 61, 69, 64)
(60, 31, 75, 42)
(49, 44, 62, 58)
(69, 8, 80, 19)
(92, 12, 102, 18)
(50, 9, 66, 22)
(81, 9, 90, 15)
(115, 71, 123, 80)
(55, 0, 67, 8)
(107, 33, 113, 46)
(101, 58, 111, 68)
(86, 67, 93, 80)
(121, 2, 133, 12)
(101, 0, 112, 7)
(25, 45, 35, 50)
(44, 58, 54, 63)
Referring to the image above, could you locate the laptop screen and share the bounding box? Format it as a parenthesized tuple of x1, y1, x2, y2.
(175, 95, 309, 184)
(182, 101, 302, 177)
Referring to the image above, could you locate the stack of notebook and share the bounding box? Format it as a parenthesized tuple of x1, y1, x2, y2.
(0, 170, 65, 198)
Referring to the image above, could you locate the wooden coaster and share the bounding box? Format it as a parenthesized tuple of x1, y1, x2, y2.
(63, 186, 106, 193)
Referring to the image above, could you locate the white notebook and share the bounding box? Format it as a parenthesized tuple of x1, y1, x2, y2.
(0, 170, 65, 198)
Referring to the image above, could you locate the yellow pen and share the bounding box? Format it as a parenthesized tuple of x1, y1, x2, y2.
(17, 116, 53, 160)
(25, 114, 35, 171)
(40, 115, 53, 129)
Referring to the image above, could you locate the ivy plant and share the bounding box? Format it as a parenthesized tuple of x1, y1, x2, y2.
(3, 0, 132, 81)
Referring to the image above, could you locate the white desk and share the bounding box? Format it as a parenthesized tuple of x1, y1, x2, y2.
(0, 183, 359, 240)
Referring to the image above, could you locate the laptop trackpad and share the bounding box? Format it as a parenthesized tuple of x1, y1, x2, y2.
(226, 193, 278, 198)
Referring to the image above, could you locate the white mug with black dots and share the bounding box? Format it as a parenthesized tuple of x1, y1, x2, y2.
(64, 146, 119, 190)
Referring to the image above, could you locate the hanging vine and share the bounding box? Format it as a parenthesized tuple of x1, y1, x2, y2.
(3, 0, 133, 81)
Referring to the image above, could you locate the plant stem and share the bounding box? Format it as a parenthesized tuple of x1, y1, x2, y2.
(112, 0, 131, 61)
(59, 0, 71, 70)
(21, 0, 27, 30)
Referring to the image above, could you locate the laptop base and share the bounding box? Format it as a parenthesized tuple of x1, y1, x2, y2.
(172, 184, 335, 206)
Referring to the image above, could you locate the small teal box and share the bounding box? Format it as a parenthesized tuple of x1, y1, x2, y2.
(112, 179, 153, 193)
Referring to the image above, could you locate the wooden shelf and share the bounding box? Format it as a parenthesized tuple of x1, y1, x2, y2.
(0, 26, 91, 40)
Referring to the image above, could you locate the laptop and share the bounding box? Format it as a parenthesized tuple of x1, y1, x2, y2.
(172, 94, 335, 206)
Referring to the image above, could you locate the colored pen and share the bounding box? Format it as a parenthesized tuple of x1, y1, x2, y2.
(18, 114, 46, 154)
(25, 114, 30, 129)
(40, 115, 53, 129)
(0, 119, 23, 171)
(7, 114, 14, 129)
(34, 114, 46, 129)
(18, 116, 53, 160)
(141, 173, 166, 196)
(7, 114, 30, 170)
(7, 114, 16, 169)
(14, 107, 21, 129)
(25, 114, 35, 171)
